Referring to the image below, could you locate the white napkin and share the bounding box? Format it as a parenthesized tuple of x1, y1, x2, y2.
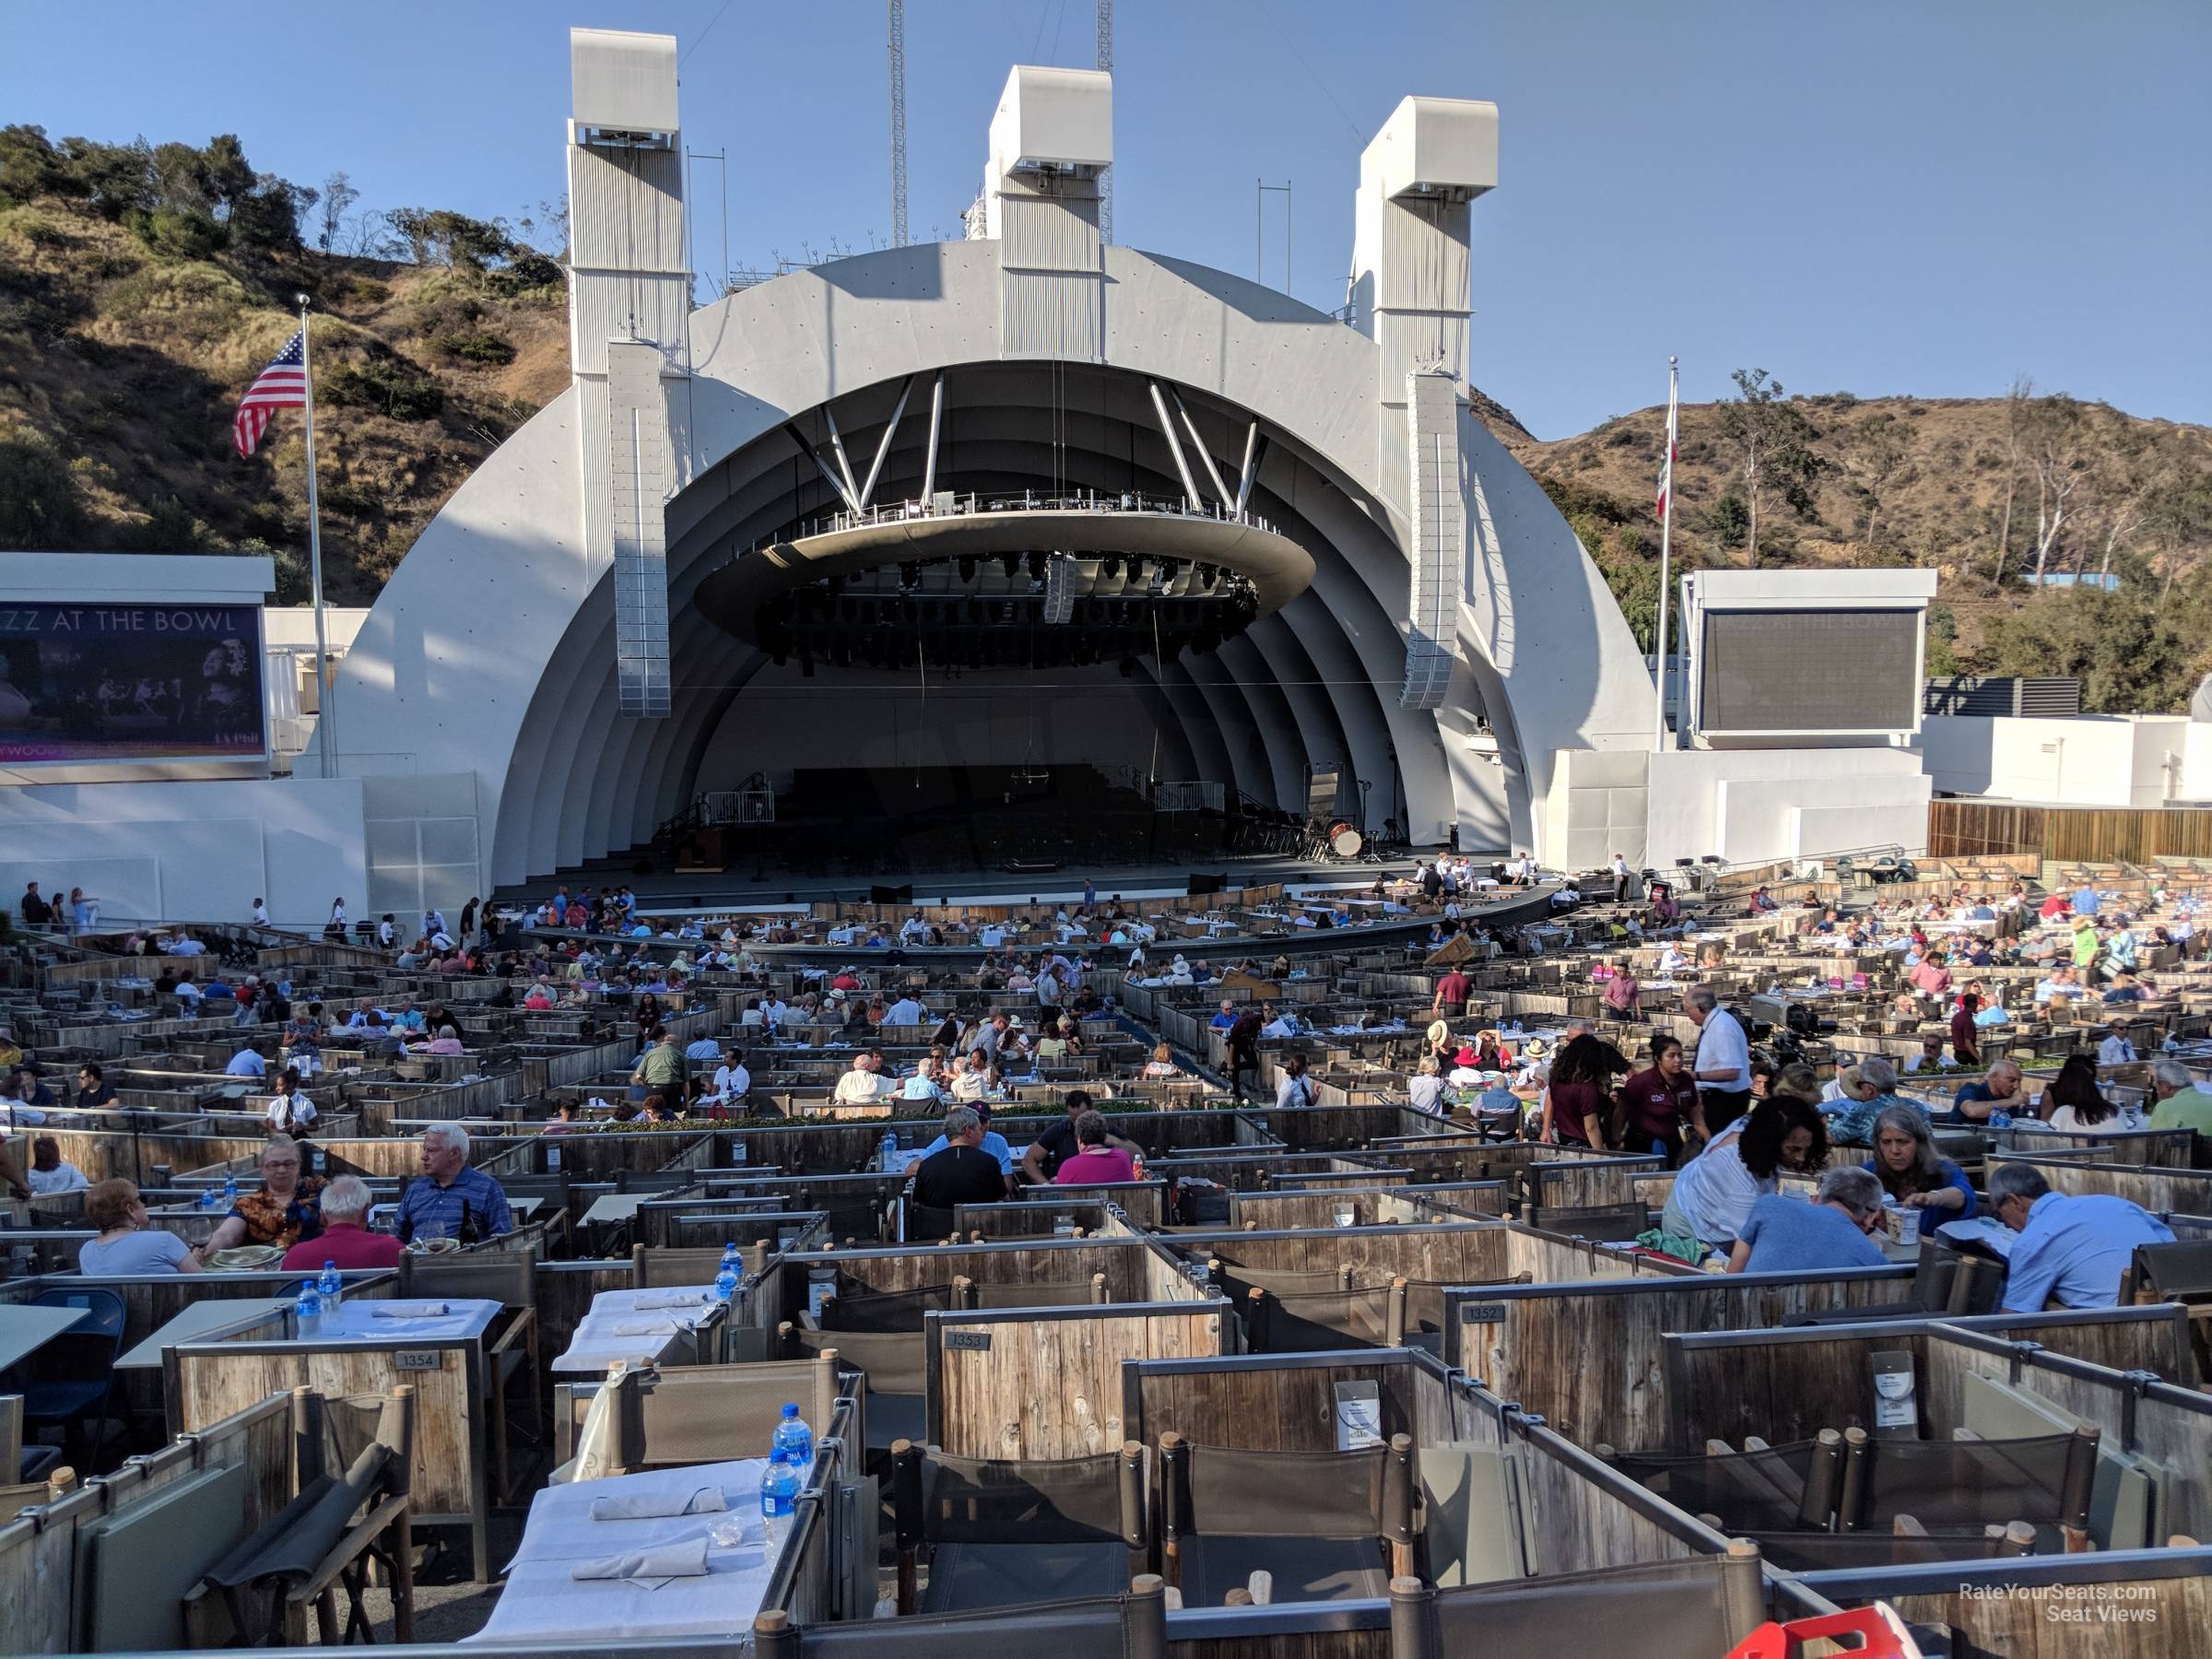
(371, 1301, 451, 1318)
(569, 1535, 712, 1587)
(610, 1319, 679, 1336)
(588, 1486, 726, 1522)
(630, 1290, 709, 1310)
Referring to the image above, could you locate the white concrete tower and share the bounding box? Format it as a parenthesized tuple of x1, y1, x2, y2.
(982, 66, 1112, 361)
(566, 28, 688, 718)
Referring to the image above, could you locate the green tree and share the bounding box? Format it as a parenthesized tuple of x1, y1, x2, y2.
(1716, 368, 1823, 566)
(0, 431, 86, 547)
(1840, 413, 1917, 554)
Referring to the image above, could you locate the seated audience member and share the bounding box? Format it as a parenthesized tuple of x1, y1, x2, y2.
(1863, 1105, 1976, 1217)
(1273, 1051, 1318, 1110)
(919, 1100, 1015, 1175)
(80, 1178, 205, 1274)
(912, 1106, 1013, 1209)
(1991, 1162, 2174, 1312)
(281, 1175, 403, 1272)
(1726, 1166, 1888, 1273)
(1946, 1058, 2027, 1125)
(74, 1062, 117, 1109)
(1020, 1090, 1140, 1183)
(1823, 1057, 1927, 1147)
(2096, 1018, 2138, 1067)
(1901, 1030, 1952, 1075)
(2147, 1058, 2212, 1135)
(225, 1043, 268, 1078)
(2039, 1053, 2127, 1133)
(27, 1135, 88, 1195)
(396, 1124, 512, 1244)
(1053, 1110, 1137, 1185)
(1138, 1042, 1182, 1079)
(265, 1070, 318, 1134)
(1662, 1097, 1830, 1252)
(831, 1052, 888, 1105)
(204, 1135, 327, 1253)
(1407, 1053, 1448, 1117)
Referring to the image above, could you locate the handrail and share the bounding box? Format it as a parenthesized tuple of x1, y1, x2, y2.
(751, 489, 1279, 557)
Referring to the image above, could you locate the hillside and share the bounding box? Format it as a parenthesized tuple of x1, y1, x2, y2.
(0, 128, 569, 604)
(5, 125, 2211, 706)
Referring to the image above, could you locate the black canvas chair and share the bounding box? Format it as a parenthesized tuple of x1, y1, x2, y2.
(891, 1441, 1146, 1614)
(755, 1579, 1167, 1659)
(1159, 1432, 1417, 1606)
(194, 1387, 416, 1646)
(1387, 1548, 1770, 1659)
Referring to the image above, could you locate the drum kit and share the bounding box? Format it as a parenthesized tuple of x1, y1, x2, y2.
(1328, 821, 1363, 859)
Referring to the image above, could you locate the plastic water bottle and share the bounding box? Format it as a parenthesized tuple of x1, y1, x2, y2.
(771, 1402, 815, 1470)
(199, 1186, 218, 1210)
(318, 1260, 343, 1316)
(720, 1241, 741, 1278)
(295, 1279, 323, 1337)
(879, 1131, 899, 1171)
(714, 1260, 739, 1304)
(759, 1456, 800, 1550)
(223, 1172, 239, 1206)
(1990, 1108, 2013, 1130)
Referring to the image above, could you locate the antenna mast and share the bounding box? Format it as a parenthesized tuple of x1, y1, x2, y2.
(888, 0, 909, 246)
(1095, 0, 1113, 243)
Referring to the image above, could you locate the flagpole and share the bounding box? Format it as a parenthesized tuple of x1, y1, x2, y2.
(296, 293, 336, 776)
(1652, 355, 1678, 753)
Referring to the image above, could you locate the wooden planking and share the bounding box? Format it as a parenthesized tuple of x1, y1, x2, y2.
(1886, 1574, 2211, 1659)
(1501, 1229, 1676, 1286)
(2017, 1156, 2212, 1216)
(1665, 1330, 1933, 1453)
(1930, 798, 2212, 866)
(1514, 1425, 1712, 1577)
(1182, 1225, 1511, 1287)
(1943, 1306, 2194, 1384)
(1131, 1359, 1421, 1454)
(1467, 1270, 1914, 1453)
(932, 1308, 1226, 1460)
(172, 1338, 478, 1519)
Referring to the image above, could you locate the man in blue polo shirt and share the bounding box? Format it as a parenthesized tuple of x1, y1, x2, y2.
(1991, 1163, 2172, 1312)
(224, 1044, 267, 1077)
(397, 1124, 513, 1244)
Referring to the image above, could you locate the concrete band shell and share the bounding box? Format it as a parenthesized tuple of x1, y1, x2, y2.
(328, 240, 1655, 886)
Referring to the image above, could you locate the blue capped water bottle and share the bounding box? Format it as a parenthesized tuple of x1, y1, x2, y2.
(223, 1172, 240, 1206)
(294, 1278, 323, 1337)
(759, 1455, 800, 1549)
(771, 1402, 814, 1470)
(879, 1131, 899, 1170)
(714, 1258, 739, 1304)
(318, 1259, 343, 1315)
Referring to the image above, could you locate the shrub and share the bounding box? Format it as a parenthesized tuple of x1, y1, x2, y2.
(322, 358, 445, 421)
(0, 429, 86, 547)
(435, 328, 516, 366)
(118, 496, 212, 552)
(126, 205, 225, 260)
(1700, 493, 1750, 548)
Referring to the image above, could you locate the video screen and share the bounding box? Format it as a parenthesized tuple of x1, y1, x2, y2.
(0, 602, 267, 764)
(1699, 608, 1920, 734)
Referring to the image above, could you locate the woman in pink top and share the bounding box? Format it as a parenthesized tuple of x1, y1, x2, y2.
(1053, 1110, 1135, 1184)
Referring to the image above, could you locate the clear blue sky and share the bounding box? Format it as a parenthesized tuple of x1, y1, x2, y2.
(9, 1, 2207, 439)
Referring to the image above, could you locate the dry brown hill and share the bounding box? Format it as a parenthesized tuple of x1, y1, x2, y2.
(5, 129, 2210, 707)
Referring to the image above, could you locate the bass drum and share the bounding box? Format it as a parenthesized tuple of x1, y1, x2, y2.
(1332, 828, 1364, 858)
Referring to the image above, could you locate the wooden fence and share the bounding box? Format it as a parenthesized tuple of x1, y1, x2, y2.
(1929, 800, 2212, 865)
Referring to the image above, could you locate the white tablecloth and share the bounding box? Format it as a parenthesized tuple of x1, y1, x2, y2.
(552, 1285, 720, 1375)
(471, 1459, 774, 1642)
(320, 1298, 500, 1342)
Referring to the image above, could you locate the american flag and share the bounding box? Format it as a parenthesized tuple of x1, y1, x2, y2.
(1654, 371, 1679, 523)
(233, 328, 308, 458)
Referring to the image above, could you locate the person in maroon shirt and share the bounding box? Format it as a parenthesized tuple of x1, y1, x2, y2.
(1618, 1036, 1700, 1164)
(279, 1176, 402, 1272)
(1431, 967, 1472, 1018)
(1540, 1033, 1626, 1147)
(1948, 994, 1982, 1068)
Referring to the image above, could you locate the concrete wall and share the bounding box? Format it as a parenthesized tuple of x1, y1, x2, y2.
(1644, 747, 1930, 867)
(1922, 715, 2194, 808)
(0, 777, 368, 930)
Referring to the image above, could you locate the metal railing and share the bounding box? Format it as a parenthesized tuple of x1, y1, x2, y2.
(761, 488, 1277, 554)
